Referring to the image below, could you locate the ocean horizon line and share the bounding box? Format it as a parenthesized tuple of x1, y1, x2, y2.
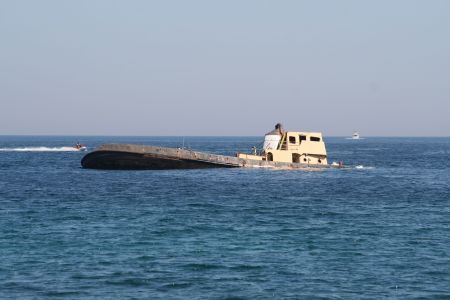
(0, 134, 449, 138)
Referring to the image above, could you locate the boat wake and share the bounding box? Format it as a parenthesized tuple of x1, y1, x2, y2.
(0, 147, 81, 152)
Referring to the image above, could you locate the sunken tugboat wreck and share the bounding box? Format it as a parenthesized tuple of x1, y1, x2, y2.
(81, 124, 329, 170)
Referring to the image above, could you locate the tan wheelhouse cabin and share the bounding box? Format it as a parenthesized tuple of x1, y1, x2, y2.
(238, 124, 328, 166)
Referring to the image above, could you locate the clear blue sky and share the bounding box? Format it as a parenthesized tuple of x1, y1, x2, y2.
(1, 0, 449, 136)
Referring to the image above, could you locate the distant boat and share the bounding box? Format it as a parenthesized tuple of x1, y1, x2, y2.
(352, 132, 360, 140)
(74, 143, 88, 151)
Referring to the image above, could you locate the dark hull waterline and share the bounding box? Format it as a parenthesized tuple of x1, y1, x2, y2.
(81, 150, 238, 170)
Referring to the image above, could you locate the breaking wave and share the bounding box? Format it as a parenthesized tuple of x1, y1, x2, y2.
(0, 147, 81, 152)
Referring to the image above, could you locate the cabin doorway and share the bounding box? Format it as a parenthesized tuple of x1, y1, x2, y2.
(267, 152, 273, 161)
(292, 153, 300, 163)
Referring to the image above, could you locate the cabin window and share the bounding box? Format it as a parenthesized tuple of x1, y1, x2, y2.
(289, 136, 296, 144)
(299, 135, 307, 142)
(310, 136, 321, 142)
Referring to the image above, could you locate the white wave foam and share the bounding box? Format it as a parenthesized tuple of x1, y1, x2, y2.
(0, 147, 81, 152)
(248, 165, 273, 168)
(355, 165, 374, 170)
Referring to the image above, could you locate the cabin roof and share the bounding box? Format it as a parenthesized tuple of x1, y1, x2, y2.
(285, 131, 323, 137)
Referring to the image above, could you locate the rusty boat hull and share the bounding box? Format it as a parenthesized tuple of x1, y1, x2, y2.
(81, 144, 240, 170)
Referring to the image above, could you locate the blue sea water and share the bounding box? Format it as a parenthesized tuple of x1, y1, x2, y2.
(0, 136, 449, 299)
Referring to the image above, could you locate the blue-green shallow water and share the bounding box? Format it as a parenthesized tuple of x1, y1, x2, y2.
(1, 136, 449, 299)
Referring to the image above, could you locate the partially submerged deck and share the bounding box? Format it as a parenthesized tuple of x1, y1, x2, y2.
(81, 144, 330, 170)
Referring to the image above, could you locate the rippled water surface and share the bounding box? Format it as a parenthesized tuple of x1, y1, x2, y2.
(1, 136, 449, 299)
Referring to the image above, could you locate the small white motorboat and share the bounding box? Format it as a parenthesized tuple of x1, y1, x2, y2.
(74, 143, 88, 151)
(352, 132, 360, 140)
